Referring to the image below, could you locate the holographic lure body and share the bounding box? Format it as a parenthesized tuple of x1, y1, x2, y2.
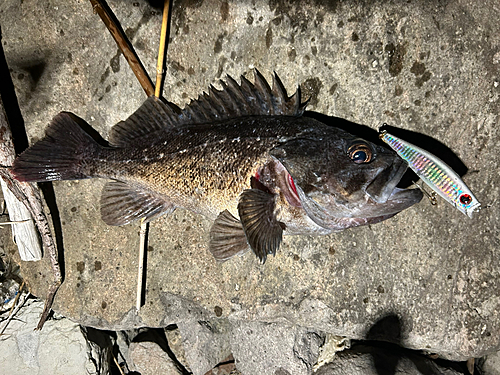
(379, 130, 481, 217)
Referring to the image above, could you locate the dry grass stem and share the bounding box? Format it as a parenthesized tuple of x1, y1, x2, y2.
(155, 0, 171, 98)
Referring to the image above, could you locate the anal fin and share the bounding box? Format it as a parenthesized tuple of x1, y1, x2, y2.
(100, 180, 174, 226)
(209, 210, 249, 261)
(238, 189, 284, 263)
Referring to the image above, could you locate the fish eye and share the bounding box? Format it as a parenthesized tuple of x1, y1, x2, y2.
(347, 142, 373, 164)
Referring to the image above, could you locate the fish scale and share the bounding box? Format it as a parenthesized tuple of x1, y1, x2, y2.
(379, 130, 481, 217)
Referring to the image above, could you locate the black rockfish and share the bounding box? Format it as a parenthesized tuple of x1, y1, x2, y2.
(12, 71, 422, 263)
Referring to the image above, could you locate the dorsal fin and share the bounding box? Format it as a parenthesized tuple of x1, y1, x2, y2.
(109, 97, 182, 146)
(109, 70, 307, 146)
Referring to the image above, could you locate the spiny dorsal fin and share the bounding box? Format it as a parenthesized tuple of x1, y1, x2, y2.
(109, 70, 307, 146)
(109, 97, 181, 147)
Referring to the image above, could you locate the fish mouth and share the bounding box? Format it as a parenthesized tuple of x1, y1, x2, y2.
(362, 157, 423, 216)
(359, 157, 424, 218)
(375, 186, 423, 216)
(365, 157, 408, 204)
(291, 157, 423, 230)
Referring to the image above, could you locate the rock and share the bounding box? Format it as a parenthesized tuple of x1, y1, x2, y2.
(129, 340, 182, 375)
(81, 327, 113, 375)
(165, 325, 191, 372)
(0, 299, 111, 375)
(314, 344, 465, 375)
(1, 0, 500, 363)
(479, 350, 500, 375)
(114, 328, 189, 374)
(230, 322, 318, 375)
(293, 329, 326, 371)
(178, 318, 232, 375)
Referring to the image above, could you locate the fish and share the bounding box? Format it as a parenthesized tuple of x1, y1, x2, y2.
(379, 128, 481, 218)
(12, 70, 423, 263)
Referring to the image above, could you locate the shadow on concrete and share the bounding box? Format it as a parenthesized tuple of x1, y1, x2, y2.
(360, 313, 470, 375)
(366, 314, 403, 375)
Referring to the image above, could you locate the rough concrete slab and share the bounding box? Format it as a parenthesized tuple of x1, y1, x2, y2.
(0, 0, 499, 363)
(0, 299, 110, 375)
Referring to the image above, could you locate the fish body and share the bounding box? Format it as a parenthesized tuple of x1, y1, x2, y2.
(379, 130, 480, 217)
(12, 71, 422, 262)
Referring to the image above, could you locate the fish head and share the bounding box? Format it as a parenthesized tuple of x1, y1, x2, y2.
(270, 129, 423, 230)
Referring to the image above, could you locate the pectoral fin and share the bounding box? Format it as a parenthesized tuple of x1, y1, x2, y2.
(209, 210, 250, 261)
(100, 180, 174, 226)
(238, 189, 284, 263)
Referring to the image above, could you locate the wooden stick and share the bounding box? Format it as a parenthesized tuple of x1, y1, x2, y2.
(0, 169, 62, 330)
(89, 0, 155, 96)
(0, 219, 29, 225)
(466, 358, 475, 374)
(155, 0, 171, 98)
(0, 78, 60, 329)
(136, 0, 171, 312)
(136, 218, 148, 312)
(112, 352, 126, 375)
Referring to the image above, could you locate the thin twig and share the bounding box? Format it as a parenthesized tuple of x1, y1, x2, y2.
(155, 0, 171, 98)
(112, 351, 126, 375)
(0, 286, 27, 337)
(0, 220, 29, 225)
(6, 281, 24, 316)
(136, 219, 148, 312)
(136, 0, 171, 312)
(89, 0, 155, 96)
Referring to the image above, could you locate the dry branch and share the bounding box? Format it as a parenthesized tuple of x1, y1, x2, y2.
(0, 90, 61, 330)
(89, 0, 155, 96)
(0, 95, 42, 261)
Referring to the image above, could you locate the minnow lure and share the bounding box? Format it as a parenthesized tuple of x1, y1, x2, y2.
(379, 128, 481, 218)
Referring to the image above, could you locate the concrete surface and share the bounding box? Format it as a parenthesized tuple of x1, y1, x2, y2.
(0, 0, 499, 364)
(315, 344, 464, 375)
(0, 299, 110, 375)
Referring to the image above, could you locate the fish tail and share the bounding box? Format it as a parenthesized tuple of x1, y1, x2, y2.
(12, 112, 101, 182)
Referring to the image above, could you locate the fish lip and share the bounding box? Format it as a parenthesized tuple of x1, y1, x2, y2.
(365, 157, 408, 204)
(385, 186, 423, 208)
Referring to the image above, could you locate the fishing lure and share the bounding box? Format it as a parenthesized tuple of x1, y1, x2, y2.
(379, 128, 481, 218)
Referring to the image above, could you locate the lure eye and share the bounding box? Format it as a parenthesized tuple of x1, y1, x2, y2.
(459, 193, 472, 205)
(348, 142, 373, 164)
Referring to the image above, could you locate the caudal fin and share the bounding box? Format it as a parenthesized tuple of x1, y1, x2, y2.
(12, 112, 101, 182)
